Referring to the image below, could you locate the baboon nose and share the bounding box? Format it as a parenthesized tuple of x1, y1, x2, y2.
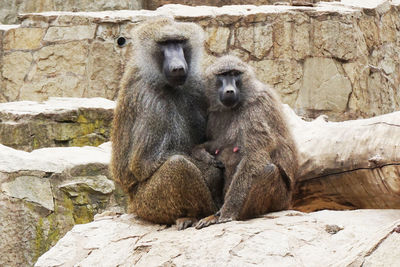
(171, 66, 186, 76)
(226, 89, 234, 94)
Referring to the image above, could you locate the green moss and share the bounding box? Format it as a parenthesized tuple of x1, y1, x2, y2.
(32, 136, 41, 150)
(73, 205, 94, 224)
(76, 114, 88, 123)
(62, 190, 94, 224)
(33, 214, 60, 263)
(34, 218, 45, 261)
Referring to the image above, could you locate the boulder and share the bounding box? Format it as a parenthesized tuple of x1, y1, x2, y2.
(0, 142, 127, 267)
(35, 209, 400, 266)
(0, 97, 115, 151)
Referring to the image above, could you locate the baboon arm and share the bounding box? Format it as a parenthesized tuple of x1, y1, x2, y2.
(191, 142, 214, 162)
(129, 154, 165, 182)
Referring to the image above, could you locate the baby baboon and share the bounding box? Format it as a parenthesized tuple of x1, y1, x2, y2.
(193, 56, 298, 229)
(111, 18, 222, 230)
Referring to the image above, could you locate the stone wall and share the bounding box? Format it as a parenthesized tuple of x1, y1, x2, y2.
(1, 1, 399, 121)
(0, 1, 338, 24)
(145, 0, 279, 10)
(0, 0, 144, 24)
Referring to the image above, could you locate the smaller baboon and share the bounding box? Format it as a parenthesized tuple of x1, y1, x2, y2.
(111, 18, 222, 230)
(193, 56, 298, 229)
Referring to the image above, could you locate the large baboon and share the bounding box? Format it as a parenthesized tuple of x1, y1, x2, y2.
(193, 56, 298, 229)
(111, 18, 222, 230)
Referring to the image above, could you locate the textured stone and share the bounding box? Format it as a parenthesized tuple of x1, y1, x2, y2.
(1, 1, 400, 121)
(59, 175, 115, 197)
(1, 176, 54, 211)
(363, 233, 400, 267)
(205, 26, 230, 54)
(17, 41, 90, 101)
(0, 97, 115, 151)
(0, 0, 144, 24)
(251, 59, 303, 106)
(87, 42, 123, 99)
(3, 27, 45, 50)
(236, 23, 273, 59)
(1, 51, 33, 101)
(295, 58, 352, 118)
(33, 41, 88, 75)
(0, 142, 127, 267)
(35, 209, 400, 267)
(44, 25, 96, 42)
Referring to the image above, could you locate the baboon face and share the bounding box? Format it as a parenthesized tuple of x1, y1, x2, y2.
(159, 39, 189, 86)
(132, 18, 204, 89)
(216, 70, 242, 108)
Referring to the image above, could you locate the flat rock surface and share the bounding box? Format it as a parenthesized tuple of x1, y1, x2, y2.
(0, 97, 115, 117)
(35, 209, 400, 267)
(0, 98, 115, 151)
(0, 142, 111, 173)
(0, 142, 126, 267)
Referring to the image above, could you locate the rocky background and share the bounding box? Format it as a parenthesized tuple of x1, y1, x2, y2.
(1, 0, 399, 121)
(0, 0, 399, 266)
(0, 1, 339, 24)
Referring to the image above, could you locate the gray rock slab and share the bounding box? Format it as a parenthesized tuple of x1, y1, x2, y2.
(35, 209, 400, 267)
(0, 97, 115, 151)
(0, 142, 127, 267)
(0, 142, 111, 173)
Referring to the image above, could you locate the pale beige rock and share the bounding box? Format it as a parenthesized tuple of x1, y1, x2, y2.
(362, 233, 400, 267)
(2, 175, 54, 210)
(251, 59, 302, 106)
(18, 41, 90, 101)
(236, 24, 273, 59)
(0, 142, 126, 267)
(0, 97, 115, 151)
(0, 0, 144, 24)
(87, 42, 123, 99)
(59, 175, 115, 196)
(43, 25, 96, 42)
(33, 41, 88, 75)
(1, 1, 400, 121)
(313, 19, 359, 61)
(3, 27, 45, 50)
(272, 13, 311, 60)
(295, 57, 352, 118)
(34, 210, 400, 267)
(1, 51, 33, 101)
(20, 75, 87, 101)
(205, 26, 230, 54)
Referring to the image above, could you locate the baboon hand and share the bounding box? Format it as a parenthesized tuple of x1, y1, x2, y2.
(192, 146, 224, 169)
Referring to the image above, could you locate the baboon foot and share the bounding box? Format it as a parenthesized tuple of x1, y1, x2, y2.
(176, 217, 198, 230)
(195, 212, 233, 229)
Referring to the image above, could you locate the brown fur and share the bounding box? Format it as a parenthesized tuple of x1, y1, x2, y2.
(194, 56, 298, 228)
(111, 18, 222, 228)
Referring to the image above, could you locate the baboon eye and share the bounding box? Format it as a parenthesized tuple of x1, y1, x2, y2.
(216, 79, 222, 88)
(235, 79, 242, 87)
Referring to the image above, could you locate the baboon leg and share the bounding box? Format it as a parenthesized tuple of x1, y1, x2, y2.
(130, 155, 218, 227)
(193, 158, 224, 209)
(239, 163, 291, 220)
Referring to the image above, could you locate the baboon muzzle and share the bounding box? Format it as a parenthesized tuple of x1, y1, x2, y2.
(218, 77, 240, 108)
(162, 42, 188, 86)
